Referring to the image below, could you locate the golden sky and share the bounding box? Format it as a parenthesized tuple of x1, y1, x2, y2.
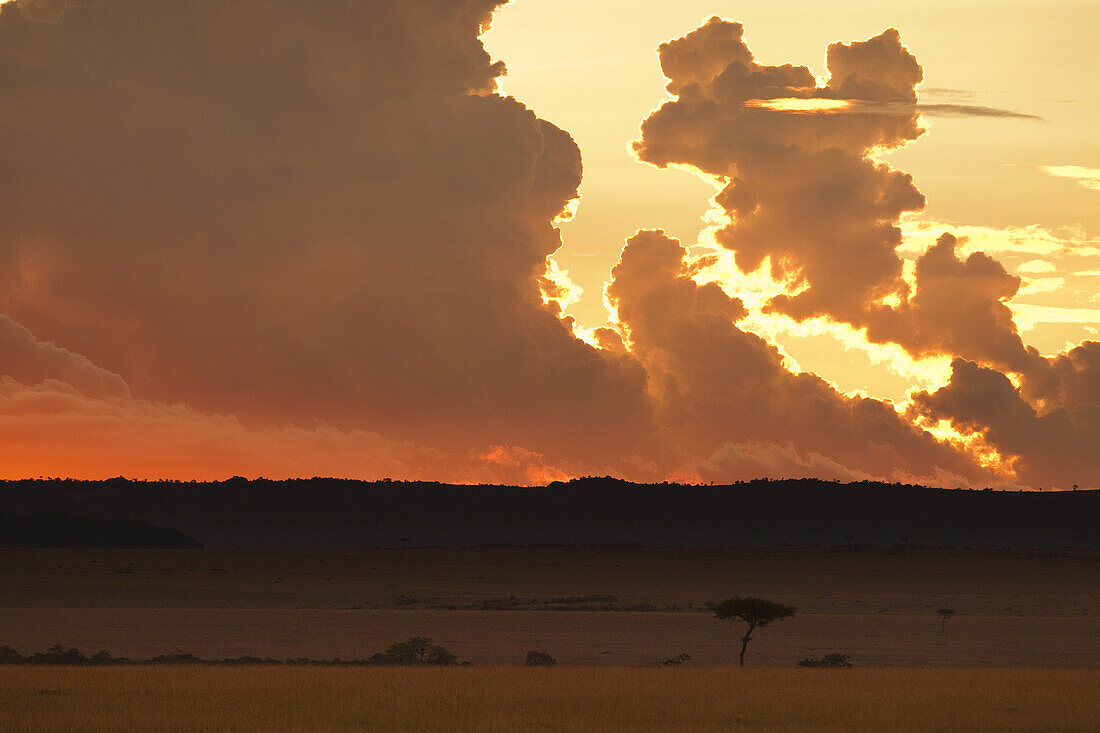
(485, 0, 1100, 402)
(0, 0, 1096, 488)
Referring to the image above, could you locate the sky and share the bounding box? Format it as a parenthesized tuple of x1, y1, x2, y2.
(0, 0, 1096, 488)
(483, 0, 1100, 399)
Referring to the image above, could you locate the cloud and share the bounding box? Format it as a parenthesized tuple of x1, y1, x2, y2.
(744, 99, 1041, 120)
(916, 104, 1041, 120)
(916, 87, 974, 100)
(634, 21, 924, 327)
(899, 219, 1100, 258)
(0, 0, 651, 470)
(605, 230, 989, 485)
(864, 233, 1041, 373)
(0, 376, 438, 481)
(912, 359, 1099, 488)
(0, 5, 1093, 490)
(1041, 165, 1100, 192)
(0, 314, 129, 399)
(1016, 259, 1057, 274)
(631, 17, 1097, 486)
(688, 440, 876, 484)
(633, 19, 1048, 374)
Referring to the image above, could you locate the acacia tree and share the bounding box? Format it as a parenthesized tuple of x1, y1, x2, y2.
(713, 596, 797, 667)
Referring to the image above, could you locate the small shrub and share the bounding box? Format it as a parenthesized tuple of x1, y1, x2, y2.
(145, 651, 204, 665)
(659, 653, 691, 666)
(798, 653, 852, 668)
(525, 650, 556, 666)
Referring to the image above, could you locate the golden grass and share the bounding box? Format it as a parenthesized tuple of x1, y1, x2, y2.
(2, 666, 1097, 732)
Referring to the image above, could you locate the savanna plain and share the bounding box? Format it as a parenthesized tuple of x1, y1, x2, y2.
(2, 546, 1097, 730)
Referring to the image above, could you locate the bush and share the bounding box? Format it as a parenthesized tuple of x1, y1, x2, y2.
(525, 650, 556, 666)
(797, 653, 852, 668)
(0, 640, 462, 666)
(369, 637, 458, 666)
(659, 653, 691, 666)
(27, 644, 88, 665)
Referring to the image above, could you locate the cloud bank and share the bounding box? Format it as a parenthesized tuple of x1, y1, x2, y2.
(0, 3, 1094, 488)
(632, 16, 1097, 488)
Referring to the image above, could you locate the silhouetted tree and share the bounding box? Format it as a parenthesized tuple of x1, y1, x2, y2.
(524, 650, 556, 666)
(937, 608, 955, 632)
(371, 637, 457, 665)
(713, 596, 796, 666)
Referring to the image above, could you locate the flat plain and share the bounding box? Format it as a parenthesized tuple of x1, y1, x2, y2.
(2, 546, 1097, 730)
(3, 667, 1099, 732)
(0, 545, 1097, 666)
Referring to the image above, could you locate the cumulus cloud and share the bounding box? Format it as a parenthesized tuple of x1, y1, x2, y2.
(633, 19, 1046, 376)
(864, 233, 1041, 372)
(912, 359, 1098, 488)
(0, 4, 1093, 489)
(634, 20, 924, 326)
(632, 17, 1097, 486)
(604, 230, 987, 485)
(0, 0, 650, 470)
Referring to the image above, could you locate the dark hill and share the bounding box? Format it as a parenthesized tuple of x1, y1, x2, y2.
(0, 512, 203, 549)
(0, 477, 1094, 550)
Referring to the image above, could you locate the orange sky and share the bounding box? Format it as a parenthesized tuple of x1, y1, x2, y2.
(0, 0, 1096, 488)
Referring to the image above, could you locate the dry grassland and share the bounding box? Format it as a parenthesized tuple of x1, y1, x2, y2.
(1, 546, 1096, 667)
(2, 666, 1098, 732)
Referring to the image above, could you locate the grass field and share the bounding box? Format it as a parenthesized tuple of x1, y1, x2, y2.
(2, 548, 1097, 729)
(2, 666, 1098, 731)
(2, 546, 1097, 667)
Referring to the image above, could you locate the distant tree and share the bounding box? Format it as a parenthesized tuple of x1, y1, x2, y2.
(937, 608, 956, 632)
(371, 637, 457, 665)
(713, 596, 796, 667)
(843, 534, 855, 549)
(524, 650, 556, 666)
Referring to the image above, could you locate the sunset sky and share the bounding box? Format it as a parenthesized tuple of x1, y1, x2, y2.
(484, 0, 1100, 399)
(0, 0, 1096, 488)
